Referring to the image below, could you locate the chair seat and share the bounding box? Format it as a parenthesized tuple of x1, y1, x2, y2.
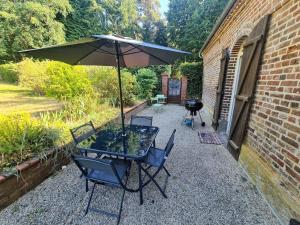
(144, 147, 166, 167)
(88, 159, 131, 185)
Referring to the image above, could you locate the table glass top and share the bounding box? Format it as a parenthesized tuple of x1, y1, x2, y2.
(77, 123, 159, 159)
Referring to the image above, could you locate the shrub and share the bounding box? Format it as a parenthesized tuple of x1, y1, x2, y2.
(88, 67, 138, 106)
(147, 65, 171, 95)
(136, 68, 158, 99)
(121, 71, 138, 106)
(0, 112, 60, 168)
(18, 58, 48, 95)
(179, 62, 203, 98)
(0, 63, 18, 83)
(45, 62, 93, 100)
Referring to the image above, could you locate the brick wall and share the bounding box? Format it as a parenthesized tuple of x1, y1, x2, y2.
(246, 0, 300, 196)
(180, 76, 188, 104)
(201, 0, 300, 221)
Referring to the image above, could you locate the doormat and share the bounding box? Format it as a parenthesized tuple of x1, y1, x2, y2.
(198, 132, 227, 145)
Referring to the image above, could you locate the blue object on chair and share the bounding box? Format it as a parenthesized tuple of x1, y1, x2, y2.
(72, 155, 131, 225)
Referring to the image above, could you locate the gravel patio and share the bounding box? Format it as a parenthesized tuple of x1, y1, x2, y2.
(0, 104, 281, 225)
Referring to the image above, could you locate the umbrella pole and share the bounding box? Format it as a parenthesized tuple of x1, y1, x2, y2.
(115, 41, 126, 136)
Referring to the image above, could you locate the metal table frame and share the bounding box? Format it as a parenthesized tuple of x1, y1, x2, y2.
(77, 125, 159, 205)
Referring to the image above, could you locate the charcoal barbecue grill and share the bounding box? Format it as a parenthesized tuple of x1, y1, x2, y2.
(182, 99, 205, 129)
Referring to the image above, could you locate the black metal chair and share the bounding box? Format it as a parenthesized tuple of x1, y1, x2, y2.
(70, 121, 96, 145)
(130, 115, 155, 147)
(70, 121, 100, 191)
(141, 129, 176, 199)
(72, 155, 131, 225)
(130, 115, 153, 126)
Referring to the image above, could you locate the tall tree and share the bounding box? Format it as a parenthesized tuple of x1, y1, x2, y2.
(138, 0, 161, 41)
(167, 0, 228, 60)
(154, 20, 168, 46)
(64, 0, 104, 41)
(0, 0, 72, 62)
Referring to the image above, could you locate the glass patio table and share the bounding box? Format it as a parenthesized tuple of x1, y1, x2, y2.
(76, 123, 159, 205)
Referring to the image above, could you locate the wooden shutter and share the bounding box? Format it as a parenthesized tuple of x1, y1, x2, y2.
(212, 48, 229, 130)
(228, 15, 270, 159)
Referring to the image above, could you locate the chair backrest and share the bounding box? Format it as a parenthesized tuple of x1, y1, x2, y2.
(70, 121, 96, 144)
(165, 129, 176, 156)
(72, 155, 119, 183)
(130, 115, 153, 127)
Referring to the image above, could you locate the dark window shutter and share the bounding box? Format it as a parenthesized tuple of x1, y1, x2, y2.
(212, 48, 230, 130)
(228, 15, 270, 159)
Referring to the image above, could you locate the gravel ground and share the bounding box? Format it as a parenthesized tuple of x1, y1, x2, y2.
(0, 104, 281, 225)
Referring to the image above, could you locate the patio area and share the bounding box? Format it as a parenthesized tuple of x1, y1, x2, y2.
(0, 104, 281, 225)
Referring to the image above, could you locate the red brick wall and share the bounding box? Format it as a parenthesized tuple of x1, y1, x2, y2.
(180, 76, 188, 104)
(201, 0, 300, 213)
(161, 73, 169, 98)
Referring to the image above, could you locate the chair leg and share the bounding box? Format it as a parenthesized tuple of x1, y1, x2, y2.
(137, 162, 144, 205)
(163, 166, 171, 176)
(117, 173, 129, 225)
(85, 183, 96, 215)
(86, 179, 89, 192)
(141, 167, 167, 198)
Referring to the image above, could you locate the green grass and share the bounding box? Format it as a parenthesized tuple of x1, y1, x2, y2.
(0, 82, 63, 114)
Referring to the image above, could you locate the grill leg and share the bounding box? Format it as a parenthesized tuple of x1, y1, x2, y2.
(198, 111, 206, 127)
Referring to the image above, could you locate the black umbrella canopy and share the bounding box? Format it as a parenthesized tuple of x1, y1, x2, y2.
(19, 34, 191, 67)
(19, 34, 191, 137)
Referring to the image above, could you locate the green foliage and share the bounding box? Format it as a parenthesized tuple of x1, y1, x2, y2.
(0, 0, 72, 63)
(18, 59, 93, 100)
(88, 66, 138, 106)
(147, 65, 170, 94)
(18, 58, 48, 95)
(167, 0, 229, 60)
(136, 68, 158, 99)
(179, 62, 203, 98)
(138, 0, 161, 41)
(64, 0, 105, 41)
(0, 63, 18, 83)
(0, 112, 60, 168)
(154, 20, 168, 47)
(45, 62, 93, 100)
(64, 0, 162, 41)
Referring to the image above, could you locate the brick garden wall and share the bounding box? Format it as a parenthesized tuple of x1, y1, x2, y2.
(201, 0, 300, 222)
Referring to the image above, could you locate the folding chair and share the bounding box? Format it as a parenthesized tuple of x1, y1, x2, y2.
(72, 155, 131, 225)
(130, 115, 156, 147)
(130, 115, 153, 127)
(141, 129, 176, 198)
(70, 121, 96, 144)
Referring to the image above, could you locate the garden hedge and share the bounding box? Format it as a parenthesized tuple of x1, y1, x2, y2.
(179, 61, 203, 98)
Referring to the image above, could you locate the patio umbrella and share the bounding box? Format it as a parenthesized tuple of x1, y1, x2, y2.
(19, 34, 191, 135)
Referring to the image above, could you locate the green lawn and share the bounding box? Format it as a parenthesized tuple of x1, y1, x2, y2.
(0, 83, 63, 114)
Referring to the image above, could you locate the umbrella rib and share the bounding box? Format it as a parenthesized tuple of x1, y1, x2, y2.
(127, 43, 170, 65)
(121, 46, 137, 54)
(73, 42, 107, 65)
(95, 49, 116, 55)
(123, 50, 143, 56)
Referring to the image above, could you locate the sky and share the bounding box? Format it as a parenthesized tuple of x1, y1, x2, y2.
(160, 0, 169, 15)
